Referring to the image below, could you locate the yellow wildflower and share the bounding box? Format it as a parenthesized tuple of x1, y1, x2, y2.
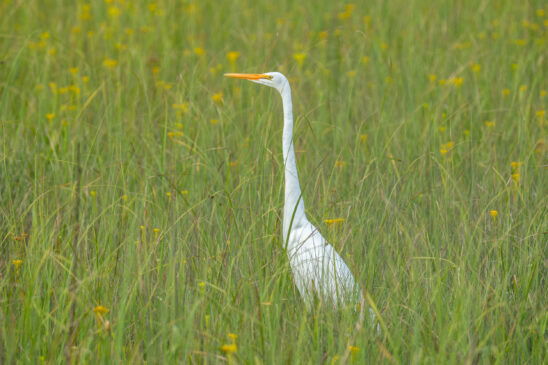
(155, 80, 172, 90)
(490, 210, 498, 221)
(194, 47, 205, 56)
(512, 173, 520, 183)
(212, 92, 223, 105)
(172, 103, 189, 113)
(337, 4, 353, 20)
(93, 306, 109, 314)
(515, 39, 526, 46)
(46, 113, 55, 121)
(535, 139, 545, 154)
(346, 70, 357, 78)
(68, 85, 80, 94)
(210, 119, 219, 125)
(226, 51, 239, 64)
(536, 110, 545, 118)
(108, 6, 120, 17)
(293, 53, 307, 67)
(348, 345, 360, 361)
(12, 259, 23, 270)
(221, 344, 237, 354)
(360, 134, 367, 142)
(519, 85, 527, 92)
(82, 76, 89, 83)
(80, 7, 90, 20)
(440, 141, 454, 155)
(361, 56, 369, 65)
(502, 88, 510, 96)
(228, 333, 238, 340)
(451, 77, 463, 87)
(510, 161, 522, 175)
(538, 9, 545, 17)
(484, 120, 495, 128)
(103, 59, 117, 69)
(541, 90, 547, 98)
(69, 67, 79, 75)
(325, 218, 345, 224)
(429, 74, 437, 82)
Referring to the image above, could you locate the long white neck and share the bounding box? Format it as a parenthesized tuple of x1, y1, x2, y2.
(279, 83, 306, 246)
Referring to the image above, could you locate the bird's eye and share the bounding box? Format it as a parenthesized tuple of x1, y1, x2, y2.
(264, 75, 273, 80)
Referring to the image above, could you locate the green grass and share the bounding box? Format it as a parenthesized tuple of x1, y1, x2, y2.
(1, 0, 547, 363)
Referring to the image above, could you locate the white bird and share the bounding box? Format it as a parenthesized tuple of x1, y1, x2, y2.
(225, 72, 378, 330)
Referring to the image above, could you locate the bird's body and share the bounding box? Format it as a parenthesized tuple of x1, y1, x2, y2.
(285, 220, 361, 306)
(225, 72, 376, 330)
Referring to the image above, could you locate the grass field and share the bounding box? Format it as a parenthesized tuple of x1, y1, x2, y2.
(1, 0, 547, 363)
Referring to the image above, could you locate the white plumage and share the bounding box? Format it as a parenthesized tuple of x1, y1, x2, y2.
(285, 221, 360, 306)
(225, 72, 377, 330)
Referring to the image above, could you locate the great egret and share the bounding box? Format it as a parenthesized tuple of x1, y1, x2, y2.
(225, 72, 377, 330)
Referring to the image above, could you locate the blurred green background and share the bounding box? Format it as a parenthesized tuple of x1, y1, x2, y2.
(1, 0, 546, 363)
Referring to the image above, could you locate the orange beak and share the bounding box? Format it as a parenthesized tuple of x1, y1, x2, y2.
(224, 73, 272, 80)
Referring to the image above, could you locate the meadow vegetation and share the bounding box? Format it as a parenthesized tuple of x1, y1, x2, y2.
(1, 0, 547, 363)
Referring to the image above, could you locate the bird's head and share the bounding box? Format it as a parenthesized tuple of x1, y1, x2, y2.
(224, 72, 289, 93)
